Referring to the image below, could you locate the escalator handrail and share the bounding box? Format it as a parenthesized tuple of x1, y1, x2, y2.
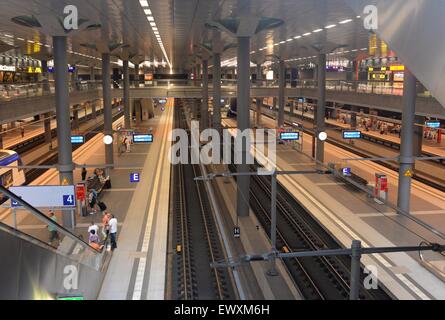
(0, 185, 100, 254)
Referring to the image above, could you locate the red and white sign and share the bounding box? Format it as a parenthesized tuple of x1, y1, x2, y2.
(76, 184, 86, 202)
(374, 174, 388, 201)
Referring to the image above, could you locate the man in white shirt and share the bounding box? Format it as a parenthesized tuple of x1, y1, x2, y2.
(108, 215, 118, 250)
(88, 222, 99, 239)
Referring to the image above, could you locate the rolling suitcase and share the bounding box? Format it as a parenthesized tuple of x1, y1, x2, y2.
(98, 202, 107, 211)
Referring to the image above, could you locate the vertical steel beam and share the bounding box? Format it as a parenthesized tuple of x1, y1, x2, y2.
(316, 53, 326, 163)
(256, 64, 262, 128)
(123, 60, 131, 128)
(213, 52, 222, 135)
(102, 53, 114, 168)
(350, 240, 362, 300)
(53, 36, 75, 229)
(201, 59, 209, 130)
(277, 60, 286, 128)
(397, 69, 417, 213)
(236, 36, 251, 218)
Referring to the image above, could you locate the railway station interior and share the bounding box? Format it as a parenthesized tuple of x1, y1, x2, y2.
(1, 0, 445, 304)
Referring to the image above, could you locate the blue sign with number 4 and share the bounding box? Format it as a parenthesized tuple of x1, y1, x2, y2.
(63, 195, 75, 206)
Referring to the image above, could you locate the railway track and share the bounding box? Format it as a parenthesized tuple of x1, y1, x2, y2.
(227, 158, 391, 300)
(171, 104, 236, 300)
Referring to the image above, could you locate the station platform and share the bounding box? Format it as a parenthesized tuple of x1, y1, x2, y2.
(98, 100, 173, 300)
(223, 116, 445, 300)
(282, 106, 445, 157)
(257, 107, 445, 188)
(0, 104, 97, 151)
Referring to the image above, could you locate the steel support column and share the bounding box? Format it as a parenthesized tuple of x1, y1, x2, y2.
(236, 36, 251, 218)
(256, 64, 262, 128)
(123, 60, 131, 128)
(44, 112, 52, 144)
(201, 59, 209, 130)
(316, 53, 326, 163)
(277, 60, 286, 128)
(102, 53, 114, 168)
(53, 36, 74, 229)
(213, 52, 222, 135)
(397, 69, 417, 213)
(73, 106, 79, 129)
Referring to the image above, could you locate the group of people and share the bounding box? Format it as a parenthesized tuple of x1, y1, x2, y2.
(87, 211, 118, 251)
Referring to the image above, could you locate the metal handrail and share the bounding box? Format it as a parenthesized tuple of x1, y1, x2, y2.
(0, 185, 100, 255)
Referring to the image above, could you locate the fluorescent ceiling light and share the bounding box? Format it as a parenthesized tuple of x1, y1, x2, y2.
(152, 26, 158, 31)
(274, 43, 279, 46)
(302, 32, 311, 36)
(339, 19, 352, 24)
(294, 35, 302, 39)
(313, 29, 323, 33)
(356, 16, 361, 18)
(139, 0, 149, 7)
(4, 34, 13, 38)
(325, 24, 336, 29)
(147, 16, 154, 21)
(286, 38, 293, 42)
(279, 41, 285, 44)
(150, 22, 156, 27)
(144, 9, 152, 15)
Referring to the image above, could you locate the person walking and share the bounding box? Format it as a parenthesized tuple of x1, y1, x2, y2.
(101, 211, 111, 239)
(81, 166, 87, 181)
(108, 214, 118, 251)
(47, 210, 59, 245)
(88, 229, 100, 244)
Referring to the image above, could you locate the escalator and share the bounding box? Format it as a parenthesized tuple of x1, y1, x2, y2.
(0, 186, 107, 300)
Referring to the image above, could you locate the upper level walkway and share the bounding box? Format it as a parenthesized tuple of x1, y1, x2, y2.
(1, 79, 444, 123)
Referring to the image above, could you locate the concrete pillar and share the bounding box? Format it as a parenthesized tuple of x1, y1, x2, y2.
(256, 64, 262, 128)
(92, 100, 97, 119)
(201, 59, 209, 130)
(102, 53, 114, 168)
(44, 112, 52, 143)
(397, 69, 417, 213)
(134, 64, 139, 85)
(196, 63, 201, 80)
(90, 66, 95, 81)
(53, 36, 74, 229)
(236, 36, 251, 218)
(316, 53, 326, 163)
(413, 116, 424, 158)
(135, 100, 142, 127)
(192, 98, 199, 119)
(213, 51, 222, 136)
(123, 60, 131, 128)
(73, 106, 79, 129)
(350, 107, 357, 129)
(277, 60, 285, 128)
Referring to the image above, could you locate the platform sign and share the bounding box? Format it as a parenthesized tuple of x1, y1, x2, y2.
(9, 185, 76, 208)
(280, 132, 300, 141)
(130, 173, 140, 183)
(342, 130, 362, 139)
(404, 169, 413, 177)
(71, 135, 85, 144)
(342, 167, 351, 176)
(425, 121, 441, 128)
(234, 227, 240, 238)
(76, 184, 86, 201)
(133, 134, 153, 143)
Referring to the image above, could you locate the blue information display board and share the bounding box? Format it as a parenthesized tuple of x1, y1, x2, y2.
(280, 132, 300, 141)
(425, 121, 441, 128)
(71, 136, 85, 144)
(133, 134, 153, 143)
(342, 131, 362, 139)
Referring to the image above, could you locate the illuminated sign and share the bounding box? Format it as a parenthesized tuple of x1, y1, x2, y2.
(342, 131, 362, 139)
(68, 66, 76, 73)
(425, 121, 441, 128)
(145, 73, 153, 81)
(71, 135, 85, 144)
(130, 173, 140, 183)
(0, 65, 16, 72)
(133, 134, 153, 143)
(342, 167, 351, 176)
(390, 65, 405, 71)
(280, 132, 300, 141)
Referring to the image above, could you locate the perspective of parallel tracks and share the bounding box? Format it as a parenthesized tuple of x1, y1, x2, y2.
(230, 162, 391, 300)
(171, 104, 236, 300)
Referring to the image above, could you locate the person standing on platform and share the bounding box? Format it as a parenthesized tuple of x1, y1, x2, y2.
(101, 211, 111, 239)
(108, 214, 118, 251)
(81, 166, 87, 181)
(47, 210, 59, 245)
(20, 126, 25, 138)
